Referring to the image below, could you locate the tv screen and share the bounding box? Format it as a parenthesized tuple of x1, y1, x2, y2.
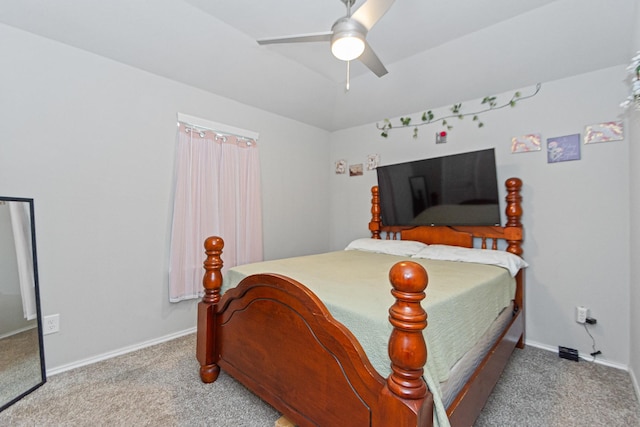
(376, 148, 501, 226)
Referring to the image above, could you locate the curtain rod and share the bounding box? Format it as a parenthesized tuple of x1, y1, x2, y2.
(177, 113, 259, 141)
(180, 122, 256, 141)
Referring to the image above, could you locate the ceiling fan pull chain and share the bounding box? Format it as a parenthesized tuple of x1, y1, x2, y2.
(346, 60, 351, 92)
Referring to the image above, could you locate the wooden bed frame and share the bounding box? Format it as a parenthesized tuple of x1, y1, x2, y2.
(197, 177, 524, 427)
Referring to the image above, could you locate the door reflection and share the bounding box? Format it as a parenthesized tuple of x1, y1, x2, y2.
(0, 197, 46, 412)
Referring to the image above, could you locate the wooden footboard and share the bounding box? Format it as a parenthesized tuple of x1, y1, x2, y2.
(197, 237, 434, 427)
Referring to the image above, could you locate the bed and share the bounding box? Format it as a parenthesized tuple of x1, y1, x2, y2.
(196, 177, 525, 427)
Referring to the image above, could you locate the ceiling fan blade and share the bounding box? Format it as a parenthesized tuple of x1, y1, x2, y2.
(257, 31, 332, 45)
(351, 0, 396, 31)
(359, 42, 388, 77)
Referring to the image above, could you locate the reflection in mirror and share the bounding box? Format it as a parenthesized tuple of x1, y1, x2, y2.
(0, 197, 46, 412)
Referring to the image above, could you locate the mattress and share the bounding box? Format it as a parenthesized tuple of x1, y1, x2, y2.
(439, 302, 514, 408)
(224, 249, 516, 427)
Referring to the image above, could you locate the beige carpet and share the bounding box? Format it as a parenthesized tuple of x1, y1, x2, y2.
(475, 344, 640, 426)
(1, 334, 280, 426)
(0, 328, 43, 409)
(1, 333, 638, 426)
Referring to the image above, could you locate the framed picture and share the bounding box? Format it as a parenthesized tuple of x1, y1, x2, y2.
(511, 133, 542, 153)
(335, 159, 347, 174)
(366, 154, 380, 170)
(349, 163, 363, 176)
(547, 134, 581, 163)
(584, 121, 624, 144)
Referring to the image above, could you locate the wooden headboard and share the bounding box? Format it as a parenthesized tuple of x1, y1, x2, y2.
(369, 177, 523, 256)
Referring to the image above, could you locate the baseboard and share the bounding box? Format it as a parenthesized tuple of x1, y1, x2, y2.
(46, 327, 196, 377)
(524, 339, 628, 371)
(0, 324, 37, 340)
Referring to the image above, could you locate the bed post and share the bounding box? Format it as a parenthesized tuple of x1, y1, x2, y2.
(196, 236, 224, 383)
(378, 261, 432, 426)
(504, 177, 523, 256)
(369, 186, 382, 239)
(504, 177, 526, 349)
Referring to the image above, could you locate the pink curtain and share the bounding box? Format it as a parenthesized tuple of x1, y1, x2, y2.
(169, 123, 263, 302)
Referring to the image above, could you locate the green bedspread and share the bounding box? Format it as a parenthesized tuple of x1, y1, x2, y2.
(224, 249, 515, 427)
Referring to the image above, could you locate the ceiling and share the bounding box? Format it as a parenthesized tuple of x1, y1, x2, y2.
(0, 0, 636, 131)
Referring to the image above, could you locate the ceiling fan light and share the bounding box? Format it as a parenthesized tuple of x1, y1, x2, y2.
(331, 34, 365, 61)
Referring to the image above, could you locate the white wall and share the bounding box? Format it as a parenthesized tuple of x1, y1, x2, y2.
(0, 24, 331, 370)
(329, 66, 631, 367)
(628, 0, 640, 397)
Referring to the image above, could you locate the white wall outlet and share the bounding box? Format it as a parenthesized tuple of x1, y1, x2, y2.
(576, 306, 588, 324)
(43, 314, 60, 335)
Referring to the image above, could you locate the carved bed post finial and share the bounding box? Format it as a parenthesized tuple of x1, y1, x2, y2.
(505, 178, 523, 228)
(386, 261, 428, 400)
(504, 178, 523, 256)
(197, 236, 224, 383)
(203, 236, 224, 304)
(369, 186, 382, 239)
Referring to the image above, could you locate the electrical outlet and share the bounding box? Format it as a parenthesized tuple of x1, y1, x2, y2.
(43, 314, 60, 335)
(576, 306, 588, 324)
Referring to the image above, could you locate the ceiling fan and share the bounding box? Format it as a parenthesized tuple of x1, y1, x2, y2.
(256, 0, 395, 79)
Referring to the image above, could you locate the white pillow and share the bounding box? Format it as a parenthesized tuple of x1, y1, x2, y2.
(411, 244, 528, 277)
(345, 238, 428, 257)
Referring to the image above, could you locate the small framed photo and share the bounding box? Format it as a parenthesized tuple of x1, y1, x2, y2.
(349, 163, 363, 176)
(335, 159, 347, 174)
(547, 134, 581, 163)
(584, 121, 624, 144)
(511, 133, 542, 153)
(366, 154, 380, 170)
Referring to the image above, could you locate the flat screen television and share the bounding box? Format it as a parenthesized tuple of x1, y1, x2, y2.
(376, 148, 501, 226)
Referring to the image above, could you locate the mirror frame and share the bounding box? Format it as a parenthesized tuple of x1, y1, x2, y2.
(0, 196, 46, 412)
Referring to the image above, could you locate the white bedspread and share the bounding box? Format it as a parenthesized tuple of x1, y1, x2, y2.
(224, 250, 515, 427)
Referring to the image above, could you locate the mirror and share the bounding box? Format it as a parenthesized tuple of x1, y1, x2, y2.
(0, 197, 46, 412)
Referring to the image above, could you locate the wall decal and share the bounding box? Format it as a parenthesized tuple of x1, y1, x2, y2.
(377, 83, 542, 138)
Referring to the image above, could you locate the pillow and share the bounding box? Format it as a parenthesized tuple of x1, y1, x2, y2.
(411, 244, 528, 277)
(344, 238, 428, 257)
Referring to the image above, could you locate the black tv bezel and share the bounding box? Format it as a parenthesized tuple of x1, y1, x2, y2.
(375, 148, 501, 227)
